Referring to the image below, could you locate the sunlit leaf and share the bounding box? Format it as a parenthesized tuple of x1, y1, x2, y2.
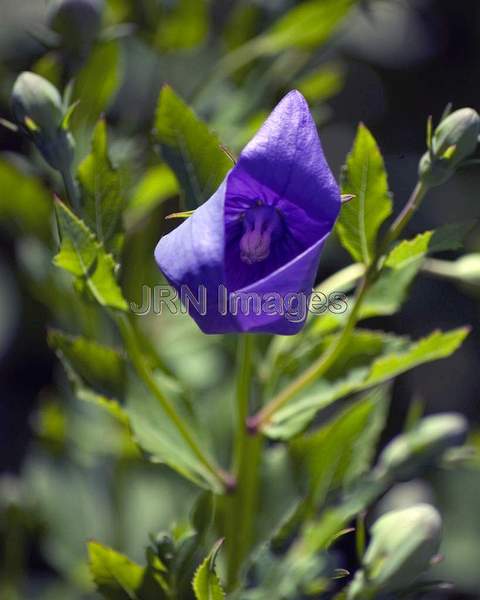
(73, 40, 121, 126)
(260, 0, 355, 52)
(53, 198, 127, 310)
(88, 541, 144, 599)
(48, 329, 126, 399)
(125, 164, 179, 228)
(337, 124, 392, 265)
(265, 328, 469, 439)
(192, 540, 225, 600)
(154, 85, 231, 210)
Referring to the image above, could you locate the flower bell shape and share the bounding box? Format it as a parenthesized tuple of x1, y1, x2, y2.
(155, 91, 340, 334)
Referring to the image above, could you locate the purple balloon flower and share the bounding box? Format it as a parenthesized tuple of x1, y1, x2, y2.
(155, 90, 340, 334)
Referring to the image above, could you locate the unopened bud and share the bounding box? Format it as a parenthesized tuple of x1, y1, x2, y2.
(451, 254, 480, 287)
(419, 108, 480, 186)
(11, 72, 75, 172)
(48, 0, 104, 53)
(377, 413, 468, 481)
(348, 504, 442, 598)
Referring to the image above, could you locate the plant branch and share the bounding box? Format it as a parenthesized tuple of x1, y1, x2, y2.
(249, 181, 430, 432)
(116, 313, 232, 492)
(61, 167, 80, 214)
(226, 335, 262, 591)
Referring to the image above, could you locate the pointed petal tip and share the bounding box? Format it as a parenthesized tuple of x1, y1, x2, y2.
(278, 89, 309, 111)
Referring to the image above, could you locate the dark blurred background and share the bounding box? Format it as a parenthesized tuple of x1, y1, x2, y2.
(0, 0, 479, 598)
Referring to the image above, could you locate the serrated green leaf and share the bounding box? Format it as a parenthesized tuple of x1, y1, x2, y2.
(0, 160, 51, 237)
(364, 327, 469, 385)
(89, 251, 128, 310)
(48, 329, 125, 399)
(53, 199, 127, 310)
(337, 124, 392, 264)
(266, 328, 469, 439)
(361, 232, 431, 318)
(126, 373, 223, 493)
(384, 231, 433, 268)
(291, 388, 389, 502)
(154, 86, 231, 210)
(192, 540, 225, 600)
(73, 41, 120, 126)
(78, 119, 124, 250)
(54, 199, 98, 276)
(88, 541, 144, 599)
(346, 222, 473, 319)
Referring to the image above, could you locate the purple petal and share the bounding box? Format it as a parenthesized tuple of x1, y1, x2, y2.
(155, 90, 341, 335)
(224, 90, 340, 290)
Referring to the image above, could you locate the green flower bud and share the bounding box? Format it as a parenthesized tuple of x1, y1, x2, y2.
(450, 254, 480, 287)
(11, 72, 75, 172)
(48, 0, 104, 53)
(348, 504, 442, 598)
(377, 413, 467, 481)
(419, 107, 480, 186)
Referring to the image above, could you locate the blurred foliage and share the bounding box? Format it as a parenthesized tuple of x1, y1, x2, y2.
(0, 1, 479, 600)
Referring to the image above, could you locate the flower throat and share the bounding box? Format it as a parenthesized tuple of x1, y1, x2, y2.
(239, 205, 282, 265)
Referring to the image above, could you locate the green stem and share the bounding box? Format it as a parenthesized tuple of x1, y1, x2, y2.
(61, 167, 80, 214)
(249, 180, 430, 432)
(248, 276, 370, 432)
(226, 335, 262, 591)
(377, 181, 428, 256)
(116, 313, 231, 492)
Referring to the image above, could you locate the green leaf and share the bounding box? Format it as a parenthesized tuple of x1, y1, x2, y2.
(125, 164, 179, 228)
(337, 124, 392, 265)
(88, 541, 144, 599)
(361, 232, 432, 318)
(154, 86, 231, 210)
(291, 388, 389, 503)
(296, 63, 345, 103)
(260, 0, 355, 52)
(273, 388, 389, 550)
(126, 373, 223, 493)
(76, 386, 130, 427)
(266, 328, 469, 439)
(77, 119, 124, 250)
(192, 540, 225, 600)
(153, 0, 208, 51)
(0, 160, 51, 237)
(48, 329, 125, 399)
(73, 41, 120, 126)
(54, 199, 98, 276)
(329, 222, 473, 321)
(53, 198, 127, 310)
(364, 327, 469, 385)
